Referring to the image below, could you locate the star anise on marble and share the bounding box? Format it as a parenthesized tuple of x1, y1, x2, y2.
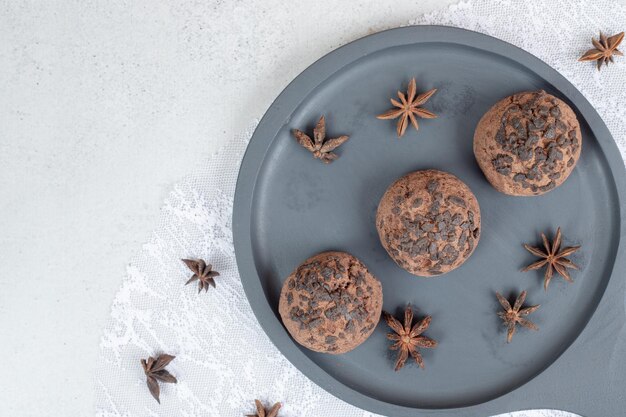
(496, 291, 540, 343)
(377, 78, 437, 137)
(292, 116, 349, 163)
(579, 31, 624, 70)
(141, 354, 177, 403)
(522, 227, 581, 291)
(182, 258, 220, 293)
(383, 305, 437, 371)
(246, 400, 282, 417)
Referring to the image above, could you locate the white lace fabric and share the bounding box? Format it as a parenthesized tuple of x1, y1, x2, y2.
(95, 1, 626, 416)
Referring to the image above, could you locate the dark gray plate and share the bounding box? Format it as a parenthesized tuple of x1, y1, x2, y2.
(233, 26, 626, 416)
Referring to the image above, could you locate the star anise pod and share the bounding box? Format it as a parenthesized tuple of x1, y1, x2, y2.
(292, 116, 349, 163)
(522, 227, 581, 291)
(246, 400, 281, 417)
(383, 305, 437, 371)
(141, 354, 177, 403)
(496, 291, 540, 343)
(182, 258, 220, 293)
(579, 31, 624, 70)
(377, 78, 437, 137)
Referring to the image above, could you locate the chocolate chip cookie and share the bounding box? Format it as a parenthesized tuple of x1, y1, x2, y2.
(278, 251, 383, 354)
(376, 170, 481, 276)
(474, 90, 582, 196)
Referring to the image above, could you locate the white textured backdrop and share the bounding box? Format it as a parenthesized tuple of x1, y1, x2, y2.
(94, 1, 626, 417)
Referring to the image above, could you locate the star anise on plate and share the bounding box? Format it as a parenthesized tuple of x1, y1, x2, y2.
(292, 116, 349, 163)
(141, 354, 177, 403)
(377, 78, 437, 137)
(383, 305, 437, 371)
(496, 291, 540, 343)
(579, 31, 624, 70)
(246, 399, 282, 417)
(182, 258, 220, 293)
(522, 227, 581, 291)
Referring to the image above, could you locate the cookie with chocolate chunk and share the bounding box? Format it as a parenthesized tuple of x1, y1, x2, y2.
(376, 170, 481, 276)
(474, 90, 582, 196)
(278, 251, 383, 354)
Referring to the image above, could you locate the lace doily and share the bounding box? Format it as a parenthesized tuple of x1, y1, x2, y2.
(95, 1, 626, 416)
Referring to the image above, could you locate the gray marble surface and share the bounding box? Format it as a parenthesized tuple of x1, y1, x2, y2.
(0, 1, 458, 415)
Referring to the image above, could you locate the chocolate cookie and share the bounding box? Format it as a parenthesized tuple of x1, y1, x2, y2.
(278, 251, 383, 354)
(376, 170, 481, 276)
(474, 90, 582, 196)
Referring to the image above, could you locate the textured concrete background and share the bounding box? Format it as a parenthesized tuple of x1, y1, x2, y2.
(0, 1, 461, 415)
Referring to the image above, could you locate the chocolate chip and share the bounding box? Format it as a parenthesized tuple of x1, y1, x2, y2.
(467, 237, 475, 252)
(513, 173, 526, 182)
(458, 230, 468, 246)
(429, 242, 437, 257)
(447, 195, 467, 208)
(321, 267, 333, 280)
(532, 117, 546, 129)
(416, 237, 429, 247)
(360, 323, 375, 334)
(345, 320, 355, 332)
(427, 180, 439, 193)
(527, 133, 540, 146)
(548, 172, 561, 180)
(518, 148, 532, 161)
(496, 129, 506, 145)
(503, 104, 517, 114)
(309, 318, 323, 329)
